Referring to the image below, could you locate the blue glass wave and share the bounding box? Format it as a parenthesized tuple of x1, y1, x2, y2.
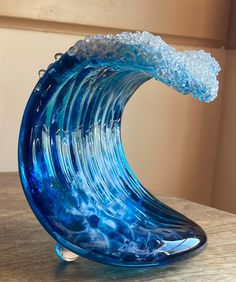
(18, 32, 220, 267)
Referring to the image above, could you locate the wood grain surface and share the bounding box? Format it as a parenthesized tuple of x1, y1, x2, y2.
(0, 172, 236, 282)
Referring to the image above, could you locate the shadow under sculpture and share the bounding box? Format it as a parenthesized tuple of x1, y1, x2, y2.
(18, 32, 220, 267)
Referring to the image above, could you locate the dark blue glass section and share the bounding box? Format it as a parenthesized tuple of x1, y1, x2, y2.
(18, 52, 207, 267)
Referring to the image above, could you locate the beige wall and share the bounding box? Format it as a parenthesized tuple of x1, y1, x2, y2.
(123, 56, 225, 205)
(0, 27, 226, 206)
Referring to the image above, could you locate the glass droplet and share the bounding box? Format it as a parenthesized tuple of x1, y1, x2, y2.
(54, 53, 63, 61)
(38, 69, 45, 78)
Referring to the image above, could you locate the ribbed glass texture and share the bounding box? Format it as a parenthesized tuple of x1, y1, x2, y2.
(18, 32, 220, 267)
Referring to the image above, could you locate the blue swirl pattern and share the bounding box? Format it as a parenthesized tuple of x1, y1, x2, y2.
(18, 32, 220, 267)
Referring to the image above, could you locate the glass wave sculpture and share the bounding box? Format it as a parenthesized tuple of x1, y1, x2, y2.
(18, 32, 220, 267)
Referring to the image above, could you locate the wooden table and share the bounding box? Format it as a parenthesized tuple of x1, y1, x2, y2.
(0, 173, 236, 282)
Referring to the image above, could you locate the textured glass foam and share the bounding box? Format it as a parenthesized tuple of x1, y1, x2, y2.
(18, 32, 220, 267)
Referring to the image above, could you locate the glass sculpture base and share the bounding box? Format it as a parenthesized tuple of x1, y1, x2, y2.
(56, 243, 79, 262)
(18, 32, 220, 267)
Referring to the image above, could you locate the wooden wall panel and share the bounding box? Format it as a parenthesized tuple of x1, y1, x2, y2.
(226, 0, 236, 49)
(0, 0, 230, 46)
